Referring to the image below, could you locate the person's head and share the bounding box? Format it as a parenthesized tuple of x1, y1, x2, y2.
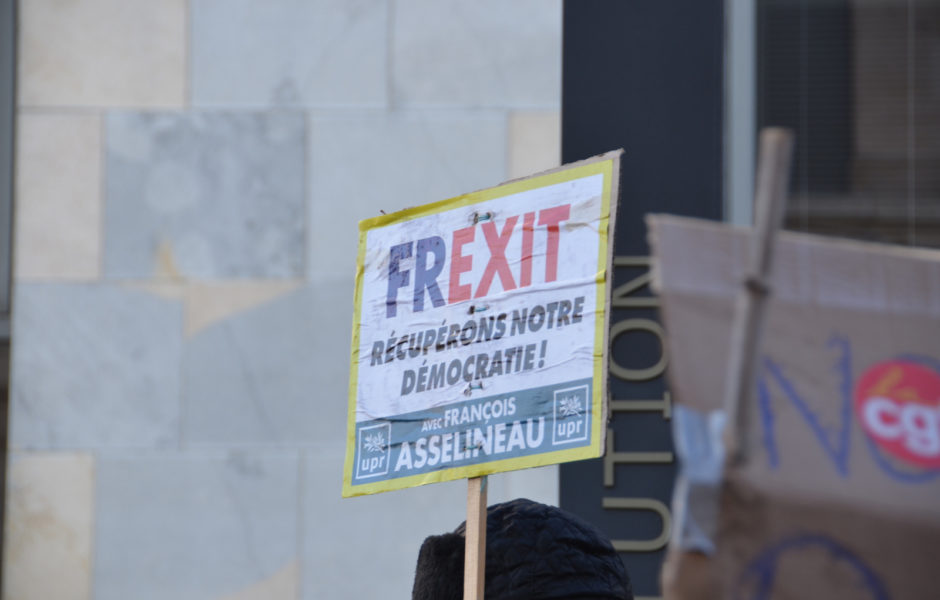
(413, 498, 634, 600)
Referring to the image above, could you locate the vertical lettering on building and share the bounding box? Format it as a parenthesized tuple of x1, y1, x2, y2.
(603, 256, 674, 600)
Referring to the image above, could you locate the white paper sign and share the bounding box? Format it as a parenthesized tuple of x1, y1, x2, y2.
(343, 151, 621, 496)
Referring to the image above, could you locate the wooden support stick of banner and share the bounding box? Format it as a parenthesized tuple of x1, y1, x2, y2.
(464, 475, 487, 600)
(723, 127, 795, 466)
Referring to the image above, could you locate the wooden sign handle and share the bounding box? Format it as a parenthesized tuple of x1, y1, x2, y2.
(464, 475, 488, 600)
(723, 127, 795, 465)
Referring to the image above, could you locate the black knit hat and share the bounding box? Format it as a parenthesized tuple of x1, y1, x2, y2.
(412, 498, 633, 600)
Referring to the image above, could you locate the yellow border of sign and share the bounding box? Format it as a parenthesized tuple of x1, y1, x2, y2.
(342, 150, 623, 497)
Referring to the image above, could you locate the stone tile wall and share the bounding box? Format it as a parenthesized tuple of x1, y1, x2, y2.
(5, 2, 561, 599)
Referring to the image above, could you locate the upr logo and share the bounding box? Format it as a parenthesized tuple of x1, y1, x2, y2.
(356, 422, 391, 479)
(552, 385, 589, 445)
(854, 359, 940, 469)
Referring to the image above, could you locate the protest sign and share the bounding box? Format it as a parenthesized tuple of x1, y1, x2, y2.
(649, 214, 940, 599)
(343, 151, 622, 497)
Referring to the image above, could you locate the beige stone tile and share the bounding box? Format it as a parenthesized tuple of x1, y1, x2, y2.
(124, 281, 185, 302)
(15, 112, 101, 280)
(185, 281, 303, 337)
(508, 111, 561, 180)
(216, 560, 298, 600)
(18, 0, 185, 108)
(2, 452, 94, 600)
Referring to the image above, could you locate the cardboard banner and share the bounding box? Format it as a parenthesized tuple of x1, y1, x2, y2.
(343, 151, 622, 497)
(649, 215, 940, 599)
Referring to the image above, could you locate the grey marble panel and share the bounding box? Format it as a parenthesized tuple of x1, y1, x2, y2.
(183, 281, 353, 445)
(393, 0, 562, 107)
(308, 111, 506, 281)
(105, 111, 306, 279)
(10, 284, 181, 449)
(192, 0, 387, 108)
(302, 448, 466, 600)
(94, 451, 298, 600)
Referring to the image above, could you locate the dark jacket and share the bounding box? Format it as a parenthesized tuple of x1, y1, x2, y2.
(412, 498, 634, 600)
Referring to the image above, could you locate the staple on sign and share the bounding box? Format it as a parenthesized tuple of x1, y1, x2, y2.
(471, 211, 494, 224)
(464, 382, 484, 396)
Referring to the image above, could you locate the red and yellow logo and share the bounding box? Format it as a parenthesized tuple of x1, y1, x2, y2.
(854, 359, 940, 469)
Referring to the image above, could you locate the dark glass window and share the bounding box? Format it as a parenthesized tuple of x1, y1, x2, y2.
(759, 0, 940, 248)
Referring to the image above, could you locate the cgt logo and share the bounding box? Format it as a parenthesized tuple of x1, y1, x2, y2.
(854, 359, 940, 469)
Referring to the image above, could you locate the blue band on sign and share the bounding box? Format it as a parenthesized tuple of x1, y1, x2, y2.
(351, 378, 592, 484)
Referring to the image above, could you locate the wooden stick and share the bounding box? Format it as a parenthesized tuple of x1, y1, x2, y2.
(464, 475, 488, 600)
(723, 127, 795, 465)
